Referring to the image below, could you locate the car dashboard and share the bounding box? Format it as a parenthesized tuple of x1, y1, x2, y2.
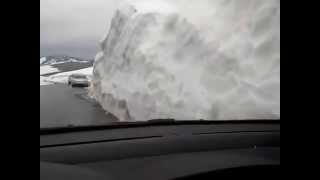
(40, 121, 280, 180)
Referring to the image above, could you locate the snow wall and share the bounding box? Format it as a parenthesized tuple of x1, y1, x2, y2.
(90, 0, 280, 121)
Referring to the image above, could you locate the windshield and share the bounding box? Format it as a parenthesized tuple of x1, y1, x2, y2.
(40, 0, 280, 129)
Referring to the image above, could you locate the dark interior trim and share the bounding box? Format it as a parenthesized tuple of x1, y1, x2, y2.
(40, 119, 280, 135)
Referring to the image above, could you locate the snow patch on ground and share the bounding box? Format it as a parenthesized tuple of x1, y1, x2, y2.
(40, 57, 47, 65)
(40, 67, 93, 85)
(40, 65, 60, 76)
(40, 76, 52, 86)
(91, 0, 280, 121)
(40, 56, 91, 65)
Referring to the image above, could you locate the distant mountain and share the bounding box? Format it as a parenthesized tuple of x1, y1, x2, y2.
(40, 56, 94, 65)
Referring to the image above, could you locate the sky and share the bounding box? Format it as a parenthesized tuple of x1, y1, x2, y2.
(40, 0, 122, 59)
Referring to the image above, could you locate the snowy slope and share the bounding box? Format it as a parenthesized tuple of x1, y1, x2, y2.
(40, 56, 94, 85)
(45, 67, 93, 84)
(40, 65, 60, 76)
(40, 67, 93, 85)
(40, 76, 52, 86)
(40, 56, 92, 65)
(91, 0, 280, 121)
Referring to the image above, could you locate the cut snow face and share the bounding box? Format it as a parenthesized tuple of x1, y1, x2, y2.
(91, 0, 280, 121)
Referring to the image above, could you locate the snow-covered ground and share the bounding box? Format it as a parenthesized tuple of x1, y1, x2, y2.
(40, 56, 92, 65)
(45, 67, 93, 84)
(91, 0, 280, 121)
(40, 76, 52, 86)
(40, 67, 93, 85)
(40, 56, 93, 86)
(40, 65, 60, 76)
(40, 57, 47, 65)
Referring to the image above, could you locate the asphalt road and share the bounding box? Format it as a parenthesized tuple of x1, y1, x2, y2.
(40, 84, 118, 128)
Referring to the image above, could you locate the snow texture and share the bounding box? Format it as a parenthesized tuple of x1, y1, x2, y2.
(40, 67, 93, 85)
(40, 65, 60, 75)
(91, 0, 280, 121)
(40, 57, 47, 65)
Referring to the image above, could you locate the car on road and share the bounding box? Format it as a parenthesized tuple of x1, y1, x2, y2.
(68, 73, 90, 87)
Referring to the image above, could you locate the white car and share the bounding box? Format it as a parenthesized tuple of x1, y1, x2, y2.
(68, 74, 90, 87)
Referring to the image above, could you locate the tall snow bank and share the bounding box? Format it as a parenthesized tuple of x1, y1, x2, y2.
(91, 0, 280, 121)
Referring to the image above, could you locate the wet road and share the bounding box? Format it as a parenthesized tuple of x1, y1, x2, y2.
(40, 84, 118, 128)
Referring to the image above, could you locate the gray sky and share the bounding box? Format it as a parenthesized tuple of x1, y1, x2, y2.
(40, 0, 122, 59)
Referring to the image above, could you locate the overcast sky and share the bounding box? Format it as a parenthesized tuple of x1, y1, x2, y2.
(40, 0, 123, 59)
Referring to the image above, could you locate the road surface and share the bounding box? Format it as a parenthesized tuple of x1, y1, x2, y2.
(40, 84, 118, 128)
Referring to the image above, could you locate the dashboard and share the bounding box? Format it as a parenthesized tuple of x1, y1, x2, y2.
(40, 121, 280, 180)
